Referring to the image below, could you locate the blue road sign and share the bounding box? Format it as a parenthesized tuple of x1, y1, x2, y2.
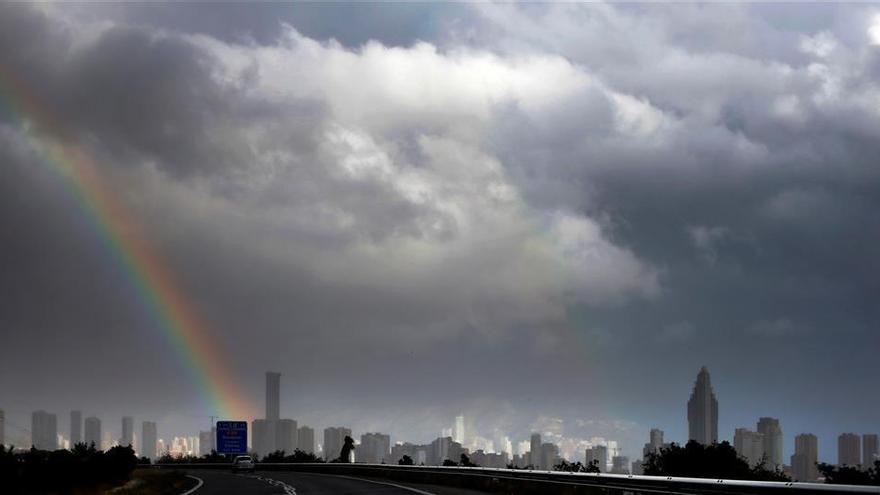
(216, 421, 248, 455)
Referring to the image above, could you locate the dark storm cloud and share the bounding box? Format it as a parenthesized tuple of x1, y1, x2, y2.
(1, 2, 878, 461)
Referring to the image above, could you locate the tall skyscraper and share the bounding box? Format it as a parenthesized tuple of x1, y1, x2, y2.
(84, 417, 101, 447)
(297, 426, 315, 454)
(31, 410, 58, 450)
(734, 428, 765, 467)
(838, 433, 861, 466)
(121, 416, 134, 447)
(643, 428, 664, 458)
(530, 433, 541, 467)
(323, 426, 351, 461)
(0, 409, 5, 447)
(757, 417, 783, 468)
(687, 366, 718, 445)
(453, 415, 465, 444)
(586, 445, 608, 472)
(650, 428, 664, 447)
(791, 433, 818, 482)
(142, 422, 157, 459)
(864, 434, 879, 467)
(70, 410, 82, 446)
(266, 372, 280, 421)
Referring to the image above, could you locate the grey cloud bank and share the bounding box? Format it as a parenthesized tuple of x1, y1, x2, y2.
(0, 3, 878, 463)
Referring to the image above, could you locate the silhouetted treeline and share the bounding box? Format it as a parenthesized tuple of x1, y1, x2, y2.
(554, 459, 601, 473)
(0, 443, 137, 493)
(440, 454, 478, 467)
(643, 440, 790, 482)
(155, 449, 326, 464)
(818, 460, 880, 486)
(261, 449, 324, 463)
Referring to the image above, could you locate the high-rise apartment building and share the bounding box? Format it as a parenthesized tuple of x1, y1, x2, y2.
(266, 372, 280, 421)
(251, 419, 275, 457)
(791, 433, 818, 482)
(586, 445, 608, 472)
(734, 428, 765, 467)
(121, 416, 134, 447)
(530, 433, 541, 467)
(756, 417, 783, 468)
(323, 426, 351, 462)
(839, 433, 861, 466)
(84, 417, 101, 447)
(863, 434, 879, 466)
(643, 428, 664, 458)
(297, 426, 315, 454)
(540, 442, 559, 471)
(0, 409, 5, 446)
(31, 410, 58, 450)
(142, 422, 157, 459)
(70, 410, 82, 446)
(611, 455, 630, 474)
(360, 432, 391, 463)
(687, 366, 718, 445)
(453, 415, 465, 444)
(198, 429, 214, 456)
(276, 419, 298, 454)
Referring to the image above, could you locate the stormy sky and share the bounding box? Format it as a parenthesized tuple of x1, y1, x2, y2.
(1, 2, 878, 463)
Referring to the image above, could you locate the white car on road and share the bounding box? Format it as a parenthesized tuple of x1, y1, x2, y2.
(231, 455, 255, 473)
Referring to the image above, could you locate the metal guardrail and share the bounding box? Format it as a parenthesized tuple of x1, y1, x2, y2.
(160, 462, 880, 494)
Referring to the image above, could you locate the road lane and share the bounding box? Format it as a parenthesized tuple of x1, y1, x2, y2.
(183, 469, 288, 495)
(254, 471, 430, 494)
(262, 471, 491, 495)
(183, 468, 493, 494)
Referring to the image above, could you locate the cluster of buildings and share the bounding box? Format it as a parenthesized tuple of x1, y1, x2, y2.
(248, 372, 318, 458)
(10, 410, 161, 458)
(626, 367, 880, 482)
(2, 366, 877, 482)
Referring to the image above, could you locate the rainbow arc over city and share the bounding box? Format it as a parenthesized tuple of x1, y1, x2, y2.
(0, 70, 253, 420)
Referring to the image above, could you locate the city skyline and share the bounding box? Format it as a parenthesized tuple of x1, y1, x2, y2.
(1, 0, 879, 472)
(2, 367, 876, 473)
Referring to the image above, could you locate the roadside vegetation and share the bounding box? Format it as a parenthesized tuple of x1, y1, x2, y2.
(643, 441, 790, 482)
(818, 461, 880, 486)
(110, 469, 195, 495)
(0, 443, 137, 493)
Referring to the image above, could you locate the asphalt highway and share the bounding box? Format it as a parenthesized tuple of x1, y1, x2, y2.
(183, 469, 490, 495)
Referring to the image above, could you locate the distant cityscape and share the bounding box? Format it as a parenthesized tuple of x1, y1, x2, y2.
(2, 366, 878, 483)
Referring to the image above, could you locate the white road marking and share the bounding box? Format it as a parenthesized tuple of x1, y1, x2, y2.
(241, 474, 297, 495)
(181, 475, 204, 495)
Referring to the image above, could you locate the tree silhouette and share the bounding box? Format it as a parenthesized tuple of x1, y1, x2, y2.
(398, 455, 414, 465)
(261, 449, 324, 463)
(818, 460, 880, 486)
(0, 443, 138, 492)
(337, 435, 355, 463)
(554, 459, 593, 473)
(643, 441, 790, 482)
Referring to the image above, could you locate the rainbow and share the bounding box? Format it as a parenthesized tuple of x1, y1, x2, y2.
(0, 70, 253, 420)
